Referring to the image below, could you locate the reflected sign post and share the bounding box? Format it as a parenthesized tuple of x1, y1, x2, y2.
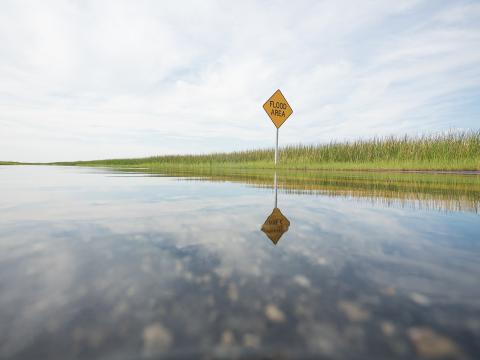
(261, 172, 291, 245)
(263, 89, 293, 166)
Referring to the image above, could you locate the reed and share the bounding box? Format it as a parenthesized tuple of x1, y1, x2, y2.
(53, 131, 480, 170)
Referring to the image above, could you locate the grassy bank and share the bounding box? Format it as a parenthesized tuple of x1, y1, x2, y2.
(55, 131, 480, 171)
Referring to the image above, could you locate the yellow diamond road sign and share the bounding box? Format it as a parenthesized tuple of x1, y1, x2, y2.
(263, 89, 293, 128)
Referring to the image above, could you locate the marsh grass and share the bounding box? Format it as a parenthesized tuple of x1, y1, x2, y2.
(55, 131, 480, 170)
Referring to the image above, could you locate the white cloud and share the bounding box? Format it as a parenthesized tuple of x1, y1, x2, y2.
(0, 0, 479, 161)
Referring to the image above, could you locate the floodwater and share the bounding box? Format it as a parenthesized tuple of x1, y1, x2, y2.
(0, 166, 479, 360)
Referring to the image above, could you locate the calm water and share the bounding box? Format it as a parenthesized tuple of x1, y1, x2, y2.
(0, 166, 479, 360)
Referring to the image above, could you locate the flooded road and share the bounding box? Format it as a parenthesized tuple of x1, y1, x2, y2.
(0, 166, 479, 359)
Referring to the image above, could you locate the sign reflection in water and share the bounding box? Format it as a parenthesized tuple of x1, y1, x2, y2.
(261, 172, 291, 244)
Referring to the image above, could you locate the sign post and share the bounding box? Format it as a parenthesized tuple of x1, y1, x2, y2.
(263, 89, 293, 166)
(275, 128, 279, 165)
(260, 90, 293, 244)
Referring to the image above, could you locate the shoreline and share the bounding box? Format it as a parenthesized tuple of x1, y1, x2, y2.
(2, 163, 480, 175)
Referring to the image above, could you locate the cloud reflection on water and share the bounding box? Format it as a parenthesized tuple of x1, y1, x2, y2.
(0, 166, 479, 359)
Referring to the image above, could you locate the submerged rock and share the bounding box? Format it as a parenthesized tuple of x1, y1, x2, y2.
(293, 275, 311, 288)
(142, 323, 173, 356)
(265, 304, 286, 323)
(338, 301, 370, 322)
(408, 327, 462, 359)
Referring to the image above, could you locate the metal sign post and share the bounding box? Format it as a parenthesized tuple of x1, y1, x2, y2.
(275, 128, 279, 165)
(263, 89, 293, 166)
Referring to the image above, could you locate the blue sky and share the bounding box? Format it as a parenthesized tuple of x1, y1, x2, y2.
(1, 0, 479, 162)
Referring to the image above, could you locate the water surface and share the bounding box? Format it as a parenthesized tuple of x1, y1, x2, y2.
(0, 166, 479, 359)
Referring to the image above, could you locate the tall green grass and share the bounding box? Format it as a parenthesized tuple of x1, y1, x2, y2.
(55, 131, 480, 170)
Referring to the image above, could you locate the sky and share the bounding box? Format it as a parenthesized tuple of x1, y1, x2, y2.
(1, 0, 479, 162)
